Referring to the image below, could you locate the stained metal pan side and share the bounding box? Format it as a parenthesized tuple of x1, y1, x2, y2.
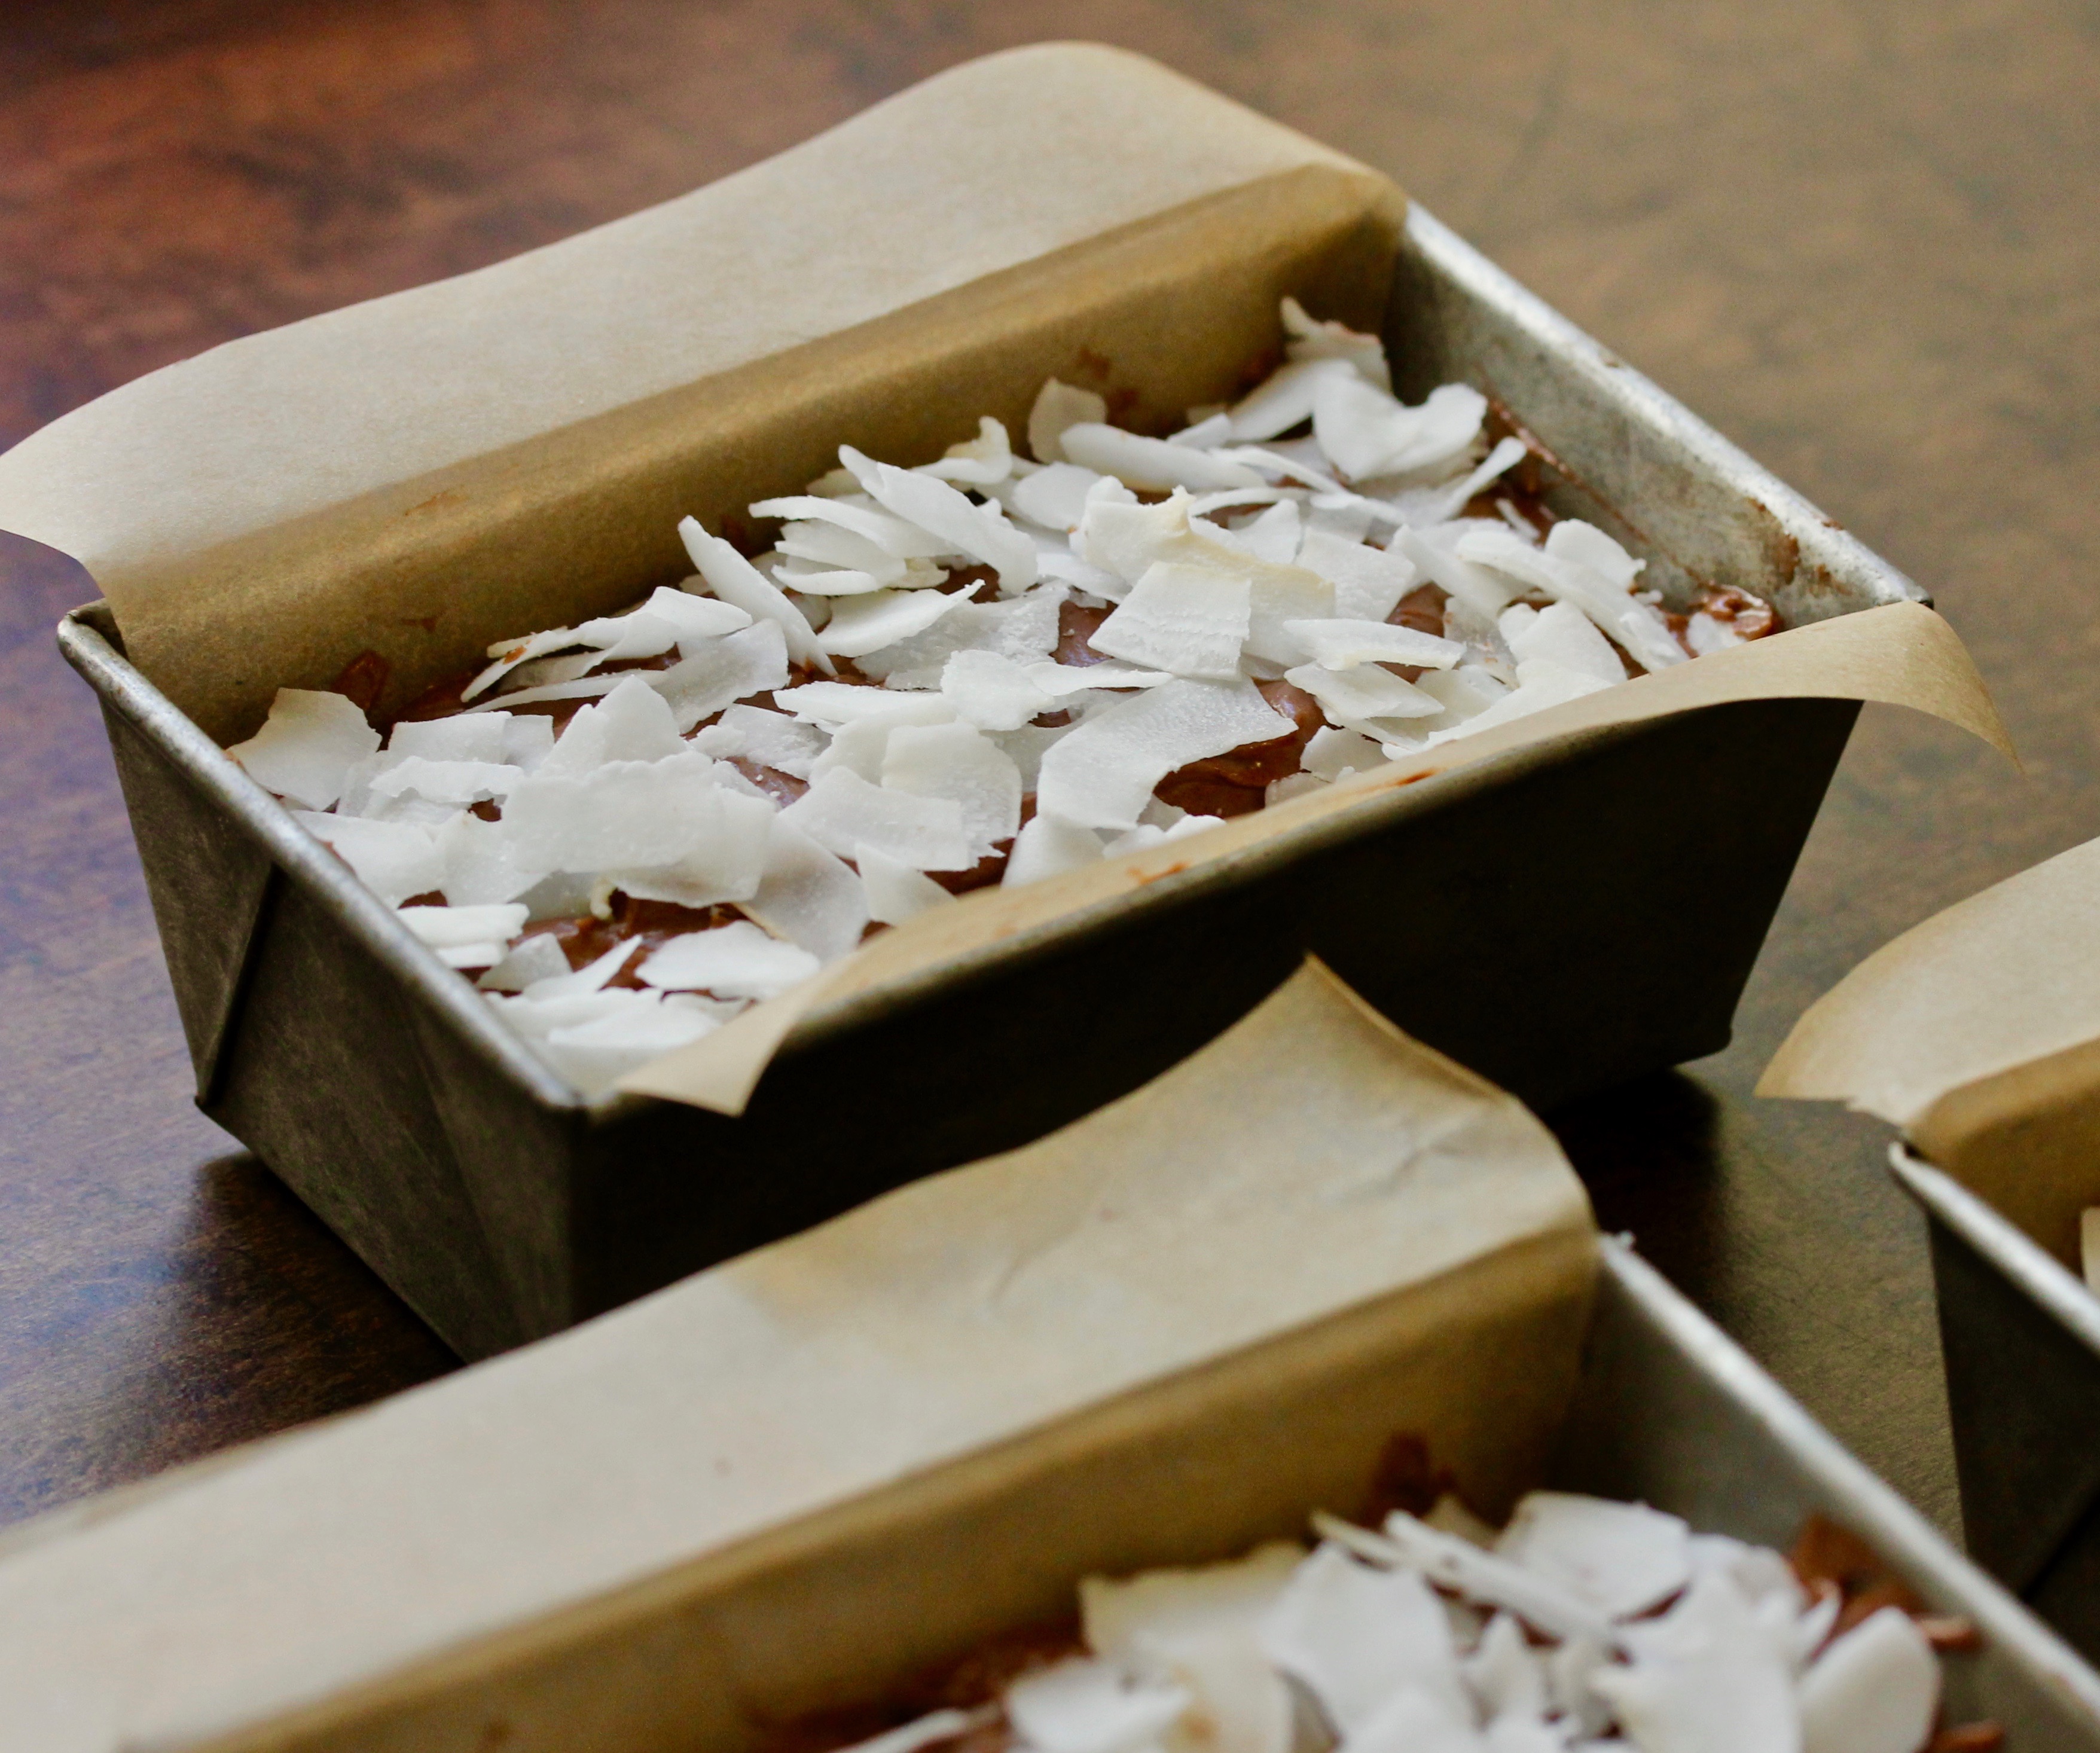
(59, 204, 1906, 1358)
(1892, 1147, 2100, 1664)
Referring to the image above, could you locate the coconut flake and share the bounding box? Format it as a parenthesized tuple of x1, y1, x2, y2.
(608, 787, 777, 909)
(1228, 357, 1360, 442)
(1283, 618, 1461, 671)
(228, 689, 381, 809)
(396, 902, 527, 961)
(819, 582, 985, 658)
(1006, 1659, 1191, 1753)
(1083, 1546, 1303, 1753)
(857, 843, 959, 926)
(1026, 659, 1174, 696)
(1495, 1494, 1691, 1622)
(503, 750, 742, 874)
(1302, 725, 1386, 781)
(653, 620, 792, 732)
(1091, 562, 1252, 679)
(775, 682, 953, 727)
(533, 992, 724, 1099)
(475, 932, 570, 993)
(388, 714, 506, 763)
(704, 704, 826, 778)
(1058, 423, 1265, 494)
(881, 722, 1022, 859)
(1259, 1544, 1470, 1734)
(1284, 664, 1443, 723)
(1454, 523, 1683, 673)
(634, 920, 820, 999)
(1387, 437, 1530, 527)
(1318, 1513, 1616, 1650)
(1506, 600, 1628, 688)
(1003, 811, 1106, 884)
(368, 757, 523, 805)
(1216, 499, 1304, 566)
(1313, 377, 1487, 484)
(538, 676, 687, 775)
(780, 766, 971, 871)
(941, 649, 1058, 731)
(1392, 524, 1518, 619)
(839, 446, 1037, 590)
(1280, 296, 1393, 390)
(1296, 530, 1418, 624)
(854, 587, 1067, 688)
(679, 515, 834, 675)
(1798, 1607, 1937, 1753)
(1591, 1572, 1797, 1753)
(918, 416, 1015, 486)
(430, 811, 537, 906)
(741, 816, 869, 960)
(1012, 462, 1110, 533)
(1029, 378, 1110, 464)
(749, 495, 954, 560)
(294, 812, 441, 905)
(1037, 677, 1295, 832)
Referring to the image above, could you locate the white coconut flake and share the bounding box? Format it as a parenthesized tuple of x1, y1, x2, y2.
(819, 582, 985, 658)
(740, 816, 868, 960)
(1302, 724, 1385, 781)
(1260, 1544, 1470, 1734)
(1591, 1572, 1797, 1753)
(881, 722, 1022, 859)
(608, 787, 777, 909)
(1285, 664, 1443, 724)
(1313, 377, 1487, 484)
(388, 714, 506, 763)
(680, 515, 834, 675)
(473, 933, 567, 994)
(1296, 529, 1419, 624)
(1283, 618, 1461, 671)
(1223, 500, 1305, 566)
(1012, 462, 1110, 533)
(1506, 600, 1629, 689)
(1388, 436, 1531, 527)
(1393, 524, 1520, 619)
(840, 446, 1038, 590)
(634, 920, 820, 1000)
(1005, 1658, 1191, 1753)
(1455, 523, 1684, 674)
(1027, 659, 1171, 696)
(1003, 811, 1106, 884)
(533, 992, 725, 1099)
(229, 689, 381, 809)
(1228, 356, 1360, 442)
(1281, 295, 1393, 389)
(780, 767, 970, 871)
(1798, 1607, 1937, 1753)
(294, 811, 442, 905)
(538, 676, 686, 775)
(1090, 561, 1252, 680)
(1058, 423, 1265, 493)
(1028, 378, 1110, 464)
(1496, 1495, 1692, 1623)
(857, 842, 959, 926)
(854, 587, 1067, 689)
(941, 648, 1057, 731)
(503, 751, 744, 875)
(654, 619, 793, 731)
(706, 704, 826, 778)
(918, 416, 1015, 486)
(1037, 677, 1293, 832)
(396, 902, 528, 957)
(749, 495, 954, 560)
(368, 757, 523, 805)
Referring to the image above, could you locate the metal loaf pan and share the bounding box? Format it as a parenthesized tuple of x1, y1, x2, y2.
(58, 204, 1921, 1362)
(185, 1244, 2100, 1751)
(1891, 1146, 2100, 1663)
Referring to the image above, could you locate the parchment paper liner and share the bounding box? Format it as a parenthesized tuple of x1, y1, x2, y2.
(1763, 836, 2100, 1266)
(0, 961, 1595, 1753)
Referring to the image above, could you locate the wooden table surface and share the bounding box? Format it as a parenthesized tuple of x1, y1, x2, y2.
(3, 0, 2096, 1538)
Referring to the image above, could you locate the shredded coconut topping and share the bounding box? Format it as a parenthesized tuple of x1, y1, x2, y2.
(225, 299, 1780, 1094)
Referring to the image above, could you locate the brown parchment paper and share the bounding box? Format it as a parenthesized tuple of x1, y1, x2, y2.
(0, 961, 1595, 1753)
(624, 598, 2013, 1115)
(0, 42, 1401, 742)
(1762, 835, 2100, 1263)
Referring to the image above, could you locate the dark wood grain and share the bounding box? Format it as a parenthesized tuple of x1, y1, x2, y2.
(4, 0, 2096, 1534)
